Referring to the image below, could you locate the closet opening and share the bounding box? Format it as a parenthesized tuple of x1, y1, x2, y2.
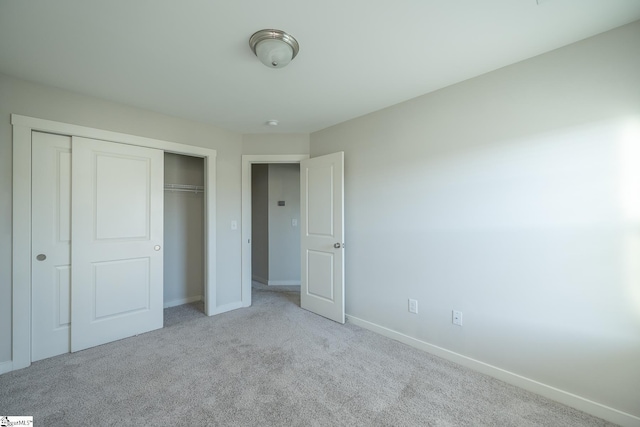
(164, 153, 206, 323)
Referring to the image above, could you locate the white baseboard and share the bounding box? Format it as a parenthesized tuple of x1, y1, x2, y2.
(252, 275, 300, 286)
(252, 275, 268, 285)
(211, 301, 244, 315)
(163, 295, 202, 308)
(346, 314, 640, 427)
(267, 280, 300, 286)
(0, 360, 13, 375)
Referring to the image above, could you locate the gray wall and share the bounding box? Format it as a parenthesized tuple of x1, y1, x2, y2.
(164, 153, 204, 306)
(242, 133, 309, 155)
(268, 164, 301, 284)
(251, 164, 269, 282)
(0, 73, 243, 364)
(310, 21, 640, 417)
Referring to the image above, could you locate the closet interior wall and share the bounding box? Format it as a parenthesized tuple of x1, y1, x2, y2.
(164, 153, 205, 308)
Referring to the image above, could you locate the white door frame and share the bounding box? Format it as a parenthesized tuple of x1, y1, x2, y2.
(241, 154, 309, 307)
(11, 114, 218, 371)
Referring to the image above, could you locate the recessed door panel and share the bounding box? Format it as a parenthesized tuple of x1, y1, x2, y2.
(306, 250, 334, 301)
(58, 151, 72, 242)
(56, 266, 71, 328)
(306, 165, 334, 237)
(96, 154, 150, 240)
(93, 258, 150, 319)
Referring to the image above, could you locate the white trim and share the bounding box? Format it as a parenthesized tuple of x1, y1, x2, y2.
(10, 115, 216, 157)
(12, 123, 32, 371)
(252, 275, 268, 285)
(241, 154, 309, 308)
(211, 301, 244, 315)
(0, 360, 13, 375)
(346, 314, 640, 427)
(163, 296, 203, 309)
(11, 114, 218, 372)
(267, 280, 301, 286)
(251, 275, 301, 286)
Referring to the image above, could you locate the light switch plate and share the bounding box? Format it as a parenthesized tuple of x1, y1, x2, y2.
(408, 299, 418, 314)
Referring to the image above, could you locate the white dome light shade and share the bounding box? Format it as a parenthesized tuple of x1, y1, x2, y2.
(256, 39, 293, 68)
(249, 29, 299, 69)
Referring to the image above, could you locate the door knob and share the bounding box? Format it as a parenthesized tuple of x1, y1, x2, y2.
(334, 243, 341, 249)
(36, 254, 47, 261)
(154, 245, 161, 251)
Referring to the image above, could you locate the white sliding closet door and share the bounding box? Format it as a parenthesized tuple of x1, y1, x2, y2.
(31, 132, 72, 361)
(71, 137, 164, 352)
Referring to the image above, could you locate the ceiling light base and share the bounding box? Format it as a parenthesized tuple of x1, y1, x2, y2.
(249, 29, 299, 68)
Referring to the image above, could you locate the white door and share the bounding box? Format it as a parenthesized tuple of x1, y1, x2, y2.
(71, 136, 164, 352)
(300, 152, 345, 323)
(31, 132, 72, 361)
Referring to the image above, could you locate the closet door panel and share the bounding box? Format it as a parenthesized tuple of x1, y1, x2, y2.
(31, 132, 72, 361)
(71, 137, 164, 352)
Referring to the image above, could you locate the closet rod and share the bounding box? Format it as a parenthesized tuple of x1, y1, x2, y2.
(164, 183, 205, 194)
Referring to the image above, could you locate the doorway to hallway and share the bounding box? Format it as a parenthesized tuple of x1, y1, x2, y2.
(250, 163, 301, 287)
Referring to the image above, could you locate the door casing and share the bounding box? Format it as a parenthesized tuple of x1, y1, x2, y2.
(11, 114, 218, 371)
(241, 155, 309, 307)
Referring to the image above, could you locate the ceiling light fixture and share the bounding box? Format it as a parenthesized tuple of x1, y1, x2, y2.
(249, 29, 299, 69)
(266, 119, 279, 126)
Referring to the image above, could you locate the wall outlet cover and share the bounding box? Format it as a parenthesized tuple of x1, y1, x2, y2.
(453, 310, 463, 326)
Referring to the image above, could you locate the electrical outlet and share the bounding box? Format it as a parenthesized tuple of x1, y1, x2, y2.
(452, 310, 463, 326)
(408, 299, 418, 314)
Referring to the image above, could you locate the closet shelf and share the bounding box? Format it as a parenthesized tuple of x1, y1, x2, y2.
(164, 183, 205, 194)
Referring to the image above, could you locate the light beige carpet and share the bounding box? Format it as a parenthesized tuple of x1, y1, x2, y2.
(0, 283, 614, 426)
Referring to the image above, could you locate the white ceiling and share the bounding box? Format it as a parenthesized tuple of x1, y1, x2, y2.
(1, 1, 639, 134)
